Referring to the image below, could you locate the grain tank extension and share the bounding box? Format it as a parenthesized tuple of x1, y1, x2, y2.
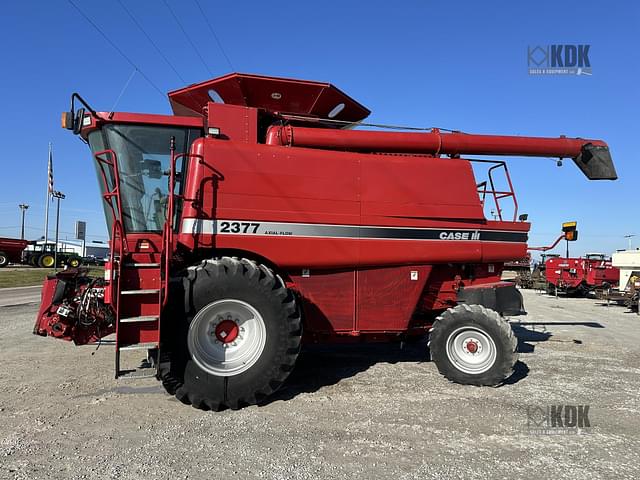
(34, 73, 617, 410)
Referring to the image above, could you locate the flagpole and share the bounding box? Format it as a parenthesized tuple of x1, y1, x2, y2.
(44, 143, 51, 246)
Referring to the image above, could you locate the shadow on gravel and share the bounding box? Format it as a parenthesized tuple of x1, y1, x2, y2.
(503, 361, 529, 385)
(511, 324, 553, 354)
(510, 321, 602, 354)
(263, 334, 536, 405)
(262, 340, 430, 405)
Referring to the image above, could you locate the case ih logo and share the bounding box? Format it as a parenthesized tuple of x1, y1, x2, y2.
(439, 231, 480, 241)
(528, 45, 592, 76)
(525, 405, 592, 434)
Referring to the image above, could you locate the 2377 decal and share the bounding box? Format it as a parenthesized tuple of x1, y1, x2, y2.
(219, 221, 260, 234)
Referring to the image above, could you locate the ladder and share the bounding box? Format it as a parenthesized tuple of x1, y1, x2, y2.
(94, 148, 167, 380)
(114, 251, 162, 379)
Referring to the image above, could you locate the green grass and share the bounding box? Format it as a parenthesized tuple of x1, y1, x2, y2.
(0, 267, 104, 288)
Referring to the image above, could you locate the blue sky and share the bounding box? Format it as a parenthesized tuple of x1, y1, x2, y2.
(0, 0, 637, 257)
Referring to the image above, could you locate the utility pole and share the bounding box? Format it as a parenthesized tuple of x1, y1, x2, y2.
(52, 191, 65, 270)
(18, 204, 29, 239)
(624, 234, 636, 250)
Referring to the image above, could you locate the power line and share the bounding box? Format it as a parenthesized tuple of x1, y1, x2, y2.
(116, 0, 189, 85)
(115, 0, 204, 110)
(161, 0, 214, 77)
(67, 0, 165, 99)
(193, 0, 234, 71)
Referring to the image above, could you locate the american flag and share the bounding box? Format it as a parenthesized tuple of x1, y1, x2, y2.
(47, 145, 54, 194)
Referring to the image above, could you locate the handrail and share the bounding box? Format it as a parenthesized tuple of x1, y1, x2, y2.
(162, 150, 204, 306)
(109, 219, 124, 343)
(94, 149, 126, 241)
(94, 149, 126, 313)
(162, 140, 178, 307)
(471, 159, 518, 222)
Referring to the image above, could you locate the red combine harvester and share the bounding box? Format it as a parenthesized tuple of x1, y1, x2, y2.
(545, 254, 619, 296)
(33, 73, 617, 410)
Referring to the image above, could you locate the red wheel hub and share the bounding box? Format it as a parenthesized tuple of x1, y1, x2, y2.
(466, 340, 478, 353)
(215, 320, 239, 343)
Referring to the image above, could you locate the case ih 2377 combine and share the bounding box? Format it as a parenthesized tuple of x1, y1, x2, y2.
(34, 73, 616, 410)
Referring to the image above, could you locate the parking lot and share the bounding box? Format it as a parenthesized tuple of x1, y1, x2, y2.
(1, 289, 639, 479)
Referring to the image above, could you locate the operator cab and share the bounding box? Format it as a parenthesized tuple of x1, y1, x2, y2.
(86, 124, 201, 232)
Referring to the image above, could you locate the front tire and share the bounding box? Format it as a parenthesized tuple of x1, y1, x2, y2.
(160, 257, 302, 410)
(429, 304, 517, 386)
(38, 253, 55, 268)
(0, 252, 8, 268)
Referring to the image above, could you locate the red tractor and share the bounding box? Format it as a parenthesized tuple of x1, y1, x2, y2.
(33, 73, 616, 410)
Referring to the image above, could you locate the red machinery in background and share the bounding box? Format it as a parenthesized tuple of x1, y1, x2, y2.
(0, 237, 28, 267)
(33, 73, 617, 410)
(530, 222, 620, 296)
(545, 254, 619, 296)
(504, 224, 579, 289)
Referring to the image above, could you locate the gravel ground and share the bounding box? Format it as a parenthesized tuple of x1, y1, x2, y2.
(1, 289, 639, 479)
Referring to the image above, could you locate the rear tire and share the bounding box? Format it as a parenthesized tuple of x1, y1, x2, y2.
(160, 257, 302, 410)
(429, 304, 517, 386)
(0, 252, 8, 268)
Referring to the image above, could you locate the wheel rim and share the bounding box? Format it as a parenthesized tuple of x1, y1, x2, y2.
(41, 255, 54, 267)
(70, 259, 79, 267)
(187, 299, 267, 377)
(445, 326, 497, 375)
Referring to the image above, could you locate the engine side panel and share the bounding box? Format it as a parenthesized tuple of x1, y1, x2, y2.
(178, 138, 529, 268)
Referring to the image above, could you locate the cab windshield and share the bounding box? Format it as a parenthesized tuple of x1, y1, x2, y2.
(88, 124, 200, 232)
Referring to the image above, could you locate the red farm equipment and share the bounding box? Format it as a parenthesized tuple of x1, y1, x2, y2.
(33, 73, 617, 410)
(545, 254, 620, 296)
(0, 237, 29, 267)
(530, 223, 620, 296)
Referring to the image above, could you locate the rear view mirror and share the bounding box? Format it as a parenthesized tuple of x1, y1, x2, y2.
(73, 108, 85, 135)
(141, 159, 163, 179)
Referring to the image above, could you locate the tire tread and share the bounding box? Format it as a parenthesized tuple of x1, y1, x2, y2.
(429, 304, 517, 386)
(159, 256, 301, 410)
